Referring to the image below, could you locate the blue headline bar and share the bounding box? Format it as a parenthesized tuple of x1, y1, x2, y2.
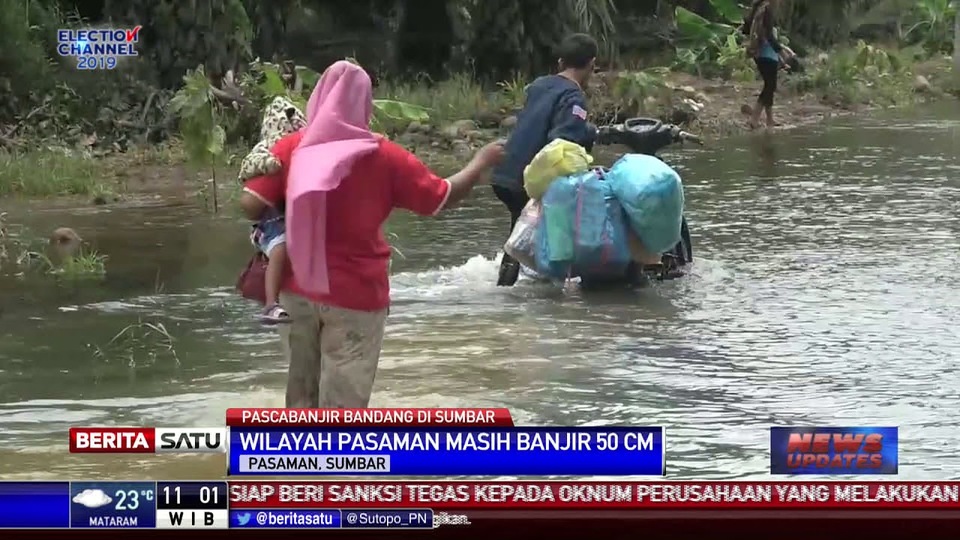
(0, 482, 70, 528)
(228, 427, 665, 476)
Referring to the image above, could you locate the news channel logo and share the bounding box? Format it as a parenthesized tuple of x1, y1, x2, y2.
(70, 482, 156, 528)
(56, 26, 141, 70)
(770, 427, 898, 475)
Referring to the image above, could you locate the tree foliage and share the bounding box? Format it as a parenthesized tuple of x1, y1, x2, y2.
(240, 59, 431, 131)
(104, 0, 254, 87)
(445, 0, 619, 80)
(1, 0, 956, 150)
(167, 66, 226, 212)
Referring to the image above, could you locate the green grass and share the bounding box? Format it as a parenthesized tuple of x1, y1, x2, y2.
(374, 72, 527, 130)
(92, 319, 180, 368)
(18, 248, 108, 280)
(496, 73, 529, 110)
(52, 248, 108, 279)
(0, 142, 195, 199)
(782, 43, 921, 107)
(0, 215, 107, 279)
(0, 150, 107, 197)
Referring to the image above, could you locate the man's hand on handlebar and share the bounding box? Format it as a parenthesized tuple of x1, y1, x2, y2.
(667, 125, 703, 145)
(677, 130, 703, 145)
(594, 124, 620, 145)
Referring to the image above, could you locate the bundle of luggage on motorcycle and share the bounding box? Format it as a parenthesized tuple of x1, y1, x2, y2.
(505, 138, 685, 282)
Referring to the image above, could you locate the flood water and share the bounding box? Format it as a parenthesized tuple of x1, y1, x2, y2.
(1, 102, 959, 480)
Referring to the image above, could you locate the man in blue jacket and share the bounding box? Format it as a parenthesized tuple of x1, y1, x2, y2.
(491, 34, 601, 287)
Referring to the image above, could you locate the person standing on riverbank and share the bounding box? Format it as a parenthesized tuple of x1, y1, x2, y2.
(491, 33, 600, 286)
(743, 0, 793, 129)
(239, 61, 504, 408)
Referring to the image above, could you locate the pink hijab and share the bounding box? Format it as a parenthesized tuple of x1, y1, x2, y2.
(286, 61, 380, 295)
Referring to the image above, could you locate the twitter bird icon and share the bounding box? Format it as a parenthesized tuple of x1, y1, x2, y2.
(235, 513, 251, 526)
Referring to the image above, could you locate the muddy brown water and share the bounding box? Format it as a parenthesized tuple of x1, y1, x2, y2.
(1, 102, 959, 480)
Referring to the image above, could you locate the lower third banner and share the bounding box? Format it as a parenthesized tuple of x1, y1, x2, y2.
(228, 427, 665, 476)
(227, 481, 960, 509)
(229, 509, 433, 529)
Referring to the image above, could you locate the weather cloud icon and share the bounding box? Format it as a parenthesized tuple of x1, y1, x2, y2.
(73, 489, 113, 509)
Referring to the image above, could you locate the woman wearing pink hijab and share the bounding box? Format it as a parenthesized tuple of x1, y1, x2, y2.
(240, 61, 504, 408)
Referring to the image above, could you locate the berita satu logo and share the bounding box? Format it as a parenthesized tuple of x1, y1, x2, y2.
(57, 26, 142, 70)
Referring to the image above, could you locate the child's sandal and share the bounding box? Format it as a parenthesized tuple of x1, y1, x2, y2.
(260, 303, 291, 325)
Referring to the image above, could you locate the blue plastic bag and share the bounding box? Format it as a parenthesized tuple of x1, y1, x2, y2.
(605, 154, 684, 254)
(536, 169, 632, 280)
(537, 174, 579, 279)
(573, 180, 632, 278)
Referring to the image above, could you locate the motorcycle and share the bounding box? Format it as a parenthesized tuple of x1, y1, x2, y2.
(593, 117, 701, 282)
(513, 117, 701, 286)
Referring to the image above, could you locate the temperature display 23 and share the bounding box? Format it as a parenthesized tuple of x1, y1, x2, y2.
(70, 482, 157, 528)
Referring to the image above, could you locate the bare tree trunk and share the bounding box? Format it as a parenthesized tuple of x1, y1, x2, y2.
(371, 0, 405, 75)
(210, 165, 219, 214)
(954, 10, 959, 75)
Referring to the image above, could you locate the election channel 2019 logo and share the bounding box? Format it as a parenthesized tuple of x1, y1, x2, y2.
(770, 426, 898, 475)
(57, 26, 142, 70)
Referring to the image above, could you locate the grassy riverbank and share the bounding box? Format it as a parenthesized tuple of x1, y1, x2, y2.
(0, 44, 956, 201)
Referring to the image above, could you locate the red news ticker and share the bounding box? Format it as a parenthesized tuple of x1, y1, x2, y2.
(224, 407, 515, 427)
(228, 481, 960, 510)
(69, 427, 227, 453)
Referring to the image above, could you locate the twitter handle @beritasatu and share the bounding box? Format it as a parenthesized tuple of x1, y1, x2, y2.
(232, 510, 471, 528)
(246, 510, 337, 527)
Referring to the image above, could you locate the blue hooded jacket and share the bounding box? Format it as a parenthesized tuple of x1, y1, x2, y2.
(491, 75, 597, 192)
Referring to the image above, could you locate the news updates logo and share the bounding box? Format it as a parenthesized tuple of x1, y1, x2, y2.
(770, 427, 898, 475)
(57, 26, 141, 70)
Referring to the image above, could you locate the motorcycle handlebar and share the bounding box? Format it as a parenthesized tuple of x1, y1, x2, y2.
(666, 124, 704, 145)
(598, 119, 704, 153)
(677, 130, 703, 145)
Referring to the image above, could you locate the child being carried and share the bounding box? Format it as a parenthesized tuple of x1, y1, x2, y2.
(237, 96, 307, 325)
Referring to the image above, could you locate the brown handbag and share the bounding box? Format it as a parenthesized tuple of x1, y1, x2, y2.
(236, 252, 268, 305)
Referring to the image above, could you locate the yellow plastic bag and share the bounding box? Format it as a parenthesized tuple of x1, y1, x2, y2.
(523, 139, 593, 199)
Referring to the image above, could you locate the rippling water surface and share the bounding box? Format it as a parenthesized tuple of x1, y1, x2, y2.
(1, 103, 959, 479)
